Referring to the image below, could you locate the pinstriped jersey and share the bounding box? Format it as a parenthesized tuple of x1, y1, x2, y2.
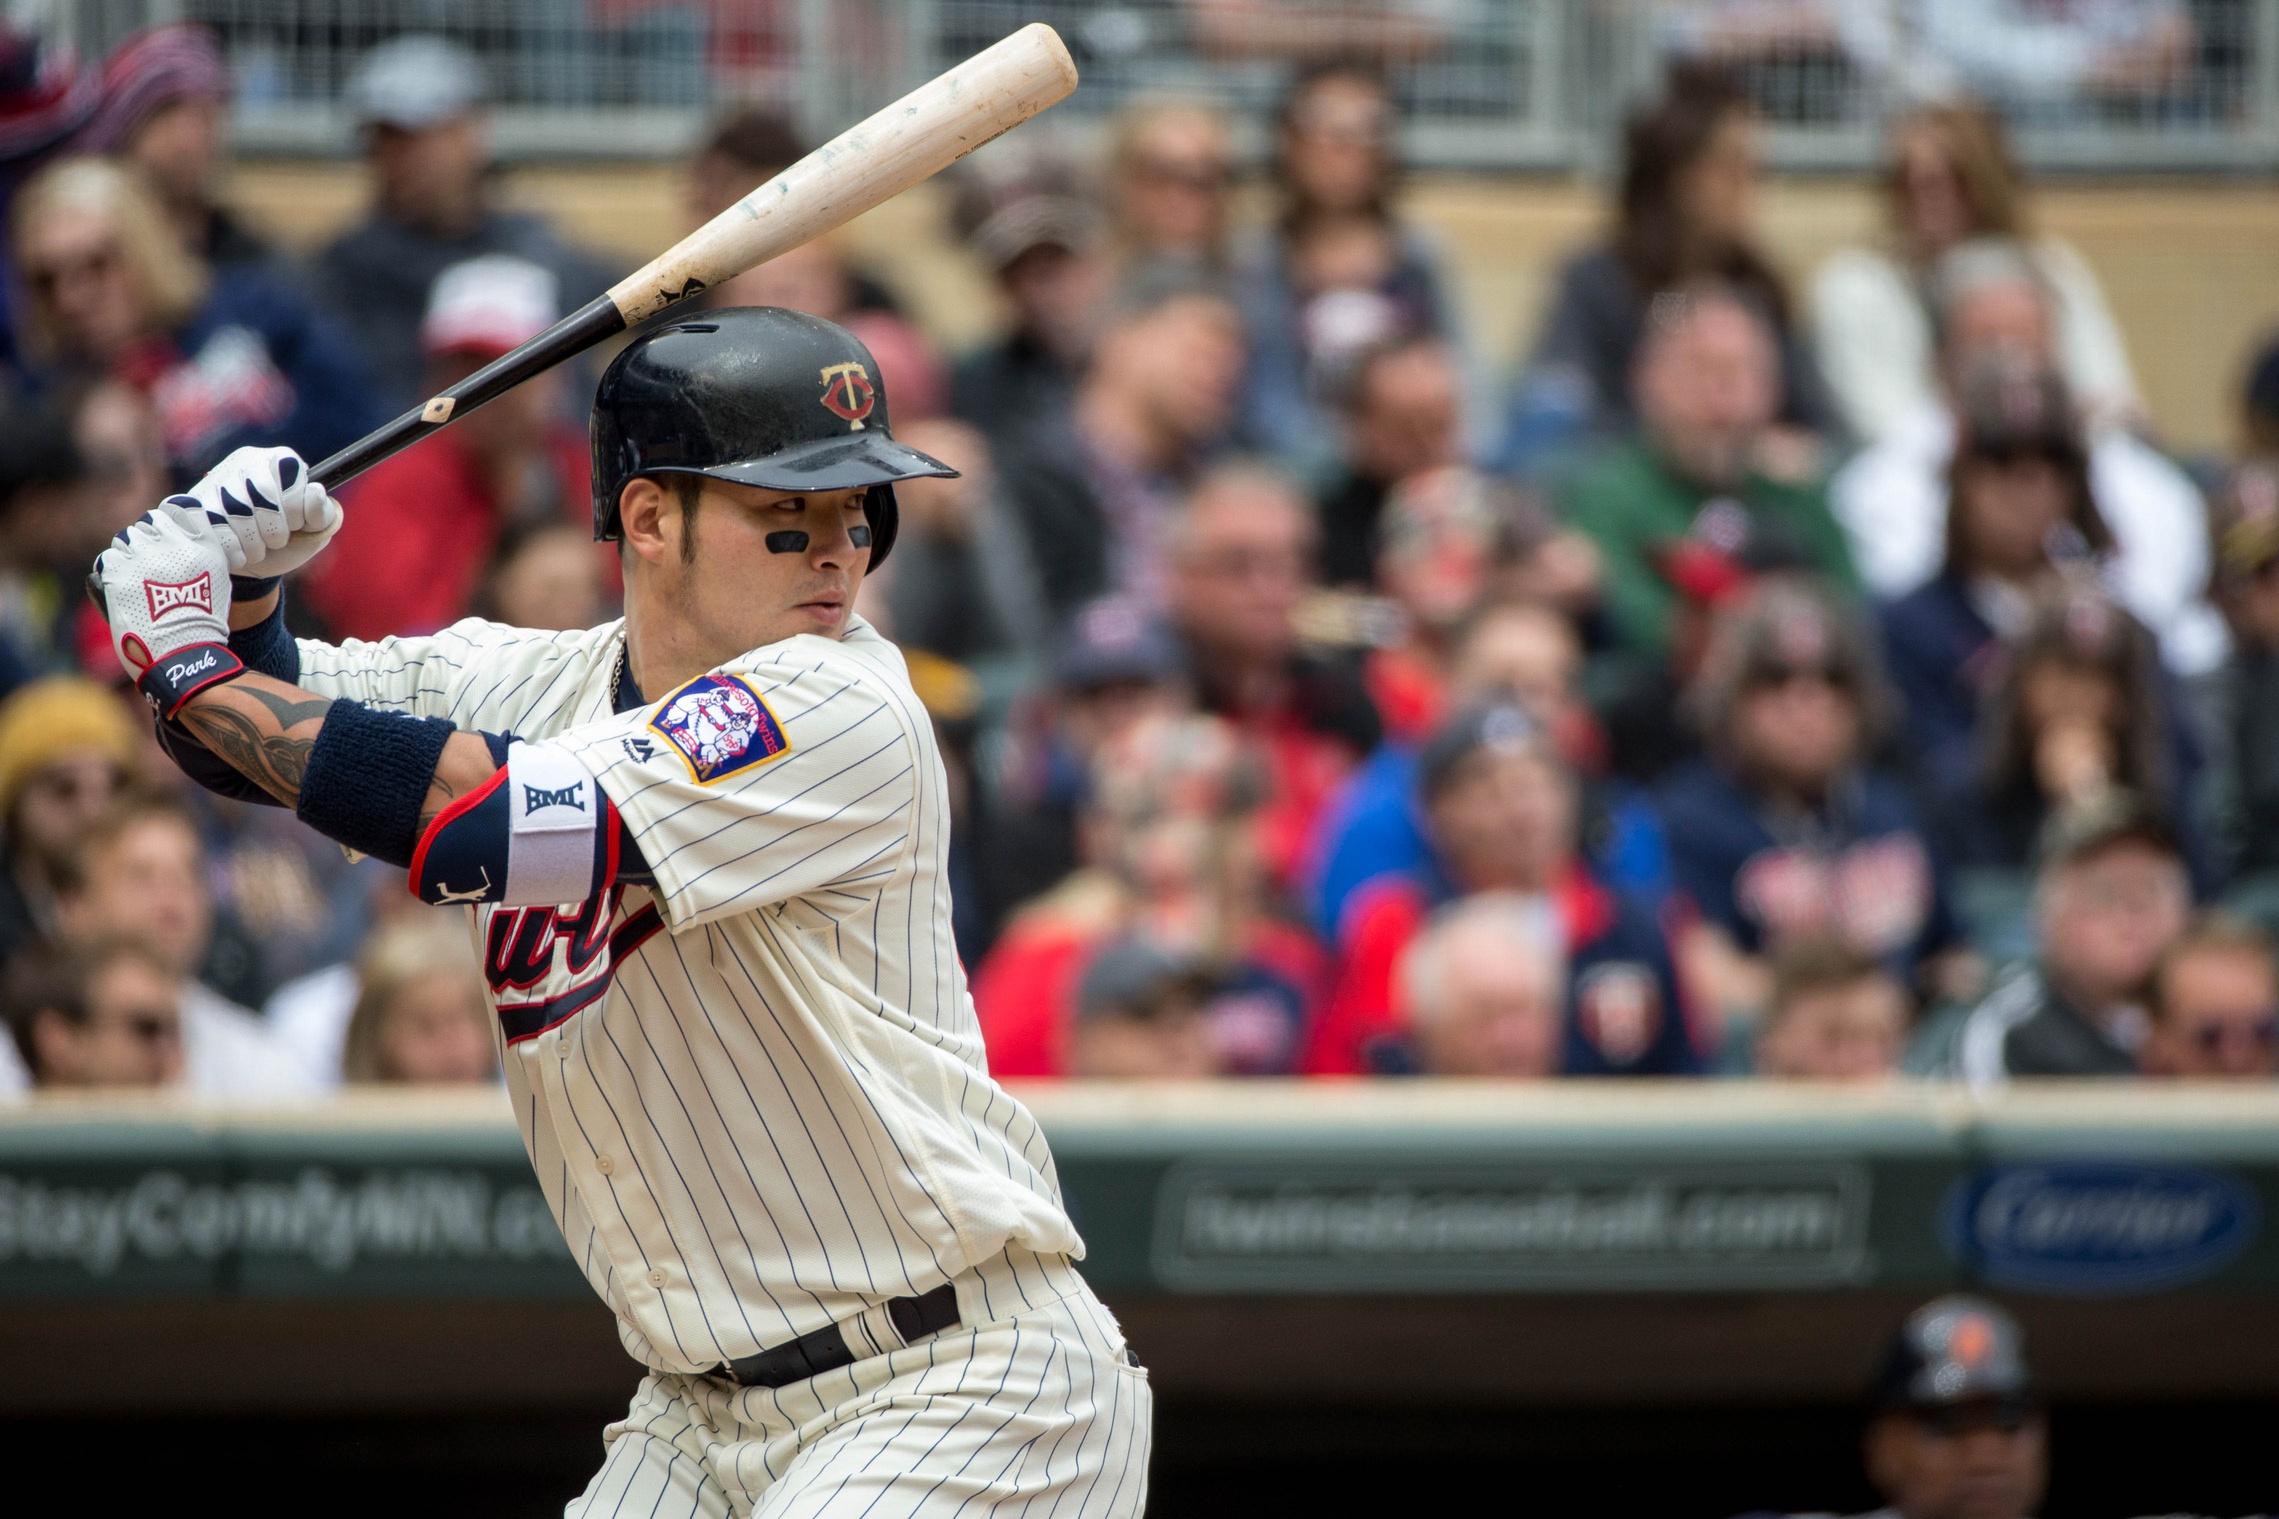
(294, 614, 1082, 1373)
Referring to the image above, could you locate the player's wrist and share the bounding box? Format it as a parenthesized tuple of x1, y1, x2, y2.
(138, 642, 249, 719)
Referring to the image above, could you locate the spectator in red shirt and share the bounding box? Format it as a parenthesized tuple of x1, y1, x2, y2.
(1393, 891, 1569, 1078)
(972, 710, 1328, 1078)
(298, 253, 592, 642)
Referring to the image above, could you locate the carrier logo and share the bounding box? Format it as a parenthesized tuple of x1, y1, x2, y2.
(818, 361, 875, 430)
(1942, 1161, 2260, 1295)
(523, 783, 585, 813)
(145, 574, 213, 620)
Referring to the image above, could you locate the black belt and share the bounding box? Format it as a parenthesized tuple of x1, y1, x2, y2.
(710, 1282, 961, 1390)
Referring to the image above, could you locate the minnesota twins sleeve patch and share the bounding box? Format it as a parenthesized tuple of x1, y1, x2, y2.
(650, 673, 792, 784)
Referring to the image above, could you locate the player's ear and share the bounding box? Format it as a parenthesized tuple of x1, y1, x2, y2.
(617, 478, 673, 567)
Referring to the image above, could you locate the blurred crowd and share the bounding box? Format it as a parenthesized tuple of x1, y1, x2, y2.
(3, 20, 2279, 1100)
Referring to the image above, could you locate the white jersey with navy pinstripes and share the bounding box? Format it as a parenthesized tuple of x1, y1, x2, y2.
(292, 612, 1082, 1374)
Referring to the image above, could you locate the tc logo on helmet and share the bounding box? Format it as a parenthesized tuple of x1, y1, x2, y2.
(818, 361, 875, 430)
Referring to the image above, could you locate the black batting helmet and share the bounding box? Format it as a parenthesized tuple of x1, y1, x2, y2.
(590, 306, 954, 568)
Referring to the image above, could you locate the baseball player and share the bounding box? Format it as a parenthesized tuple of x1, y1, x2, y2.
(94, 307, 1152, 1516)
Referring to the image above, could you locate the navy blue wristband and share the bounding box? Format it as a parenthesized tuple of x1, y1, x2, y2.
(226, 589, 299, 684)
(296, 700, 456, 868)
(230, 574, 282, 600)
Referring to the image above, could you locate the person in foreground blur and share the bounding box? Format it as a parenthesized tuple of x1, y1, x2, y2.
(3, 936, 182, 1092)
(1501, 64, 1838, 477)
(1861, 1296, 2046, 1519)
(10, 155, 380, 478)
(998, 265, 1245, 620)
(1753, 938, 1910, 1080)
(1313, 702, 1699, 1077)
(0, 676, 132, 965)
(339, 912, 496, 1084)
(1921, 792, 2190, 1082)
(1810, 103, 2141, 445)
(299, 253, 592, 642)
(2139, 915, 2279, 1079)
(80, 23, 272, 268)
(1393, 892, 1567, 1078)
(313, 35, 611, 411)
(1558, 281, 1856, 670)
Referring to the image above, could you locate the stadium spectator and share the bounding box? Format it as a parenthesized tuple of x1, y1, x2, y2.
(313, 35, 612, 411)
(1108, 99, 1234, 271)
(880, 417, 1049, 669)
(1658, 578, 1967, 1028)
(948, 153, 1108, 451)
(0, 677, 133, 966)
(997, 264, 1245, 620)
(1310, 702, 1700, 1077)
(1970, 586, 2205, 881)
(1236, 59, 1459, 470)
(1393, 892, 1568, 1079)
(685, 106, 806, 246)
(1350, 464, 1505, 744)
(55, 794, 309, 1097)
(981, 597, 1188, 932)
(9, 156, 381, 478)
(2205, 462, 2279, 878)
(1165, 461, 1380, 892)
(477, 518, 609, 634)
(1556, 281, 1857, 668)
(1830, 239, 2225, 674)
(3, 937, 183, 1093)
(1498, 64, 1838, 478)
(1920, 0, 2194, 115)
(339, 913, 496, 1085)
(1861, 1296, 2046, 1519)
(81, 23, 272, 269)
(2140, 914, 2279, 1079)
(0, 26, 100, 380)
(1313, 334, 1466, 588)
(974, 711, 1326, 1078)
(1811, 102, 2142, 444)
(0, 392, 98, 690)
(1922, 791, 2189, 1082)
(300, 253, 589, 642)
(1065, 937, 1221, 1080)
(1753, 938, 1910, 1080)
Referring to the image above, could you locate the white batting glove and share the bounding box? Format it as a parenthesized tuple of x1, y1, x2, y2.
(96, 499, 244, 716)
(174, 446, 344, 576)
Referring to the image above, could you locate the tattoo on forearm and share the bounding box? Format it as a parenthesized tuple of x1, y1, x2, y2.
(242, 685, 332, 730)
(181, 701, 318, 806)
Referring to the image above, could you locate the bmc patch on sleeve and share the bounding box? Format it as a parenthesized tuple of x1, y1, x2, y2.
(649, 674, 792, 784)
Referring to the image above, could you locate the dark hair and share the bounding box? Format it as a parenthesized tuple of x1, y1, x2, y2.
(695, 107, 807, 177)
(3, 936, 171, 1078)
(1982, 587, 2169, 807)
(1942, 361, 2106, 580)
(0, 392, 86, 512)
(1614, 64, 1789, 329)
(1272, 56, 1395, 233)
(1335, 330, 1448, 415)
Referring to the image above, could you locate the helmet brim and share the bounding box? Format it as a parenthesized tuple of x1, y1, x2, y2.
(657, 433, 958, 495)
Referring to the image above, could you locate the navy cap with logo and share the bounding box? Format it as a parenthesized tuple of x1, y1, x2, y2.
(1056, 596, 1181, 692)
(590, 306, 956, 568)
(1418, 703, 1552, 803)
(1871, 1295, 2035, 1412)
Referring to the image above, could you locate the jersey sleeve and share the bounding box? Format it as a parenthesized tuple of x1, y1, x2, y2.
(548, 649, 921, 932)
(289, 619, 559, 720)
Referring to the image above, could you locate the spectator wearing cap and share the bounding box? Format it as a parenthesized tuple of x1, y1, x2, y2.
(1308, 702, 1701, 1077)
(948, 150, 1109, 453)
(1064, 937, 1222, 1080)
(2206, 462, 2279, 878)
(81, 23, 270, 269)
(3, 936, 184, 1094)
(1968, 585, 2207, 882)
(981, 596, 1188, 933)
(10, 155, 381, 479)
(1919, 791, 2189, 1081)
(1556, 279, 1857, 676)
(1753, 937, 1911, 1080)
(1236, 60, 1463, 473)
(973, 711, 1327, 1079)
(2140, 913, 2279, 1079)
(313, 36, 613, 412)
(1862, 1296, 2045, 1519)
(1657, 578, 1968, 1032)
(0, 676, 133, 970)
(1164, 461, 1381, 894)
(298, 253, 595, 642)
(1392, 892, 1569, 1079)
(995, 263, 1246, 622)
(1308, 598, 1670, 940)
(1832, 238, 2224, 676)
(1108, 99, 1234, 273)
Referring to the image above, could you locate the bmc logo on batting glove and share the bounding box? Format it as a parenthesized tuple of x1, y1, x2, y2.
(145, 573, 214, 621)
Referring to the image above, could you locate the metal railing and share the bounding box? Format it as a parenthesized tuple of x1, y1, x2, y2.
(38, 0, 2279, 170)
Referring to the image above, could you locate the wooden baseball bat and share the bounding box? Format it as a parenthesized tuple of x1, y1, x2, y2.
(309, 22, 1078, 489)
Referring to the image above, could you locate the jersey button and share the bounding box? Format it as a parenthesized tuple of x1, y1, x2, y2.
(647, 1267, 668, 1288)
(595, 1155, 614, 1175)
